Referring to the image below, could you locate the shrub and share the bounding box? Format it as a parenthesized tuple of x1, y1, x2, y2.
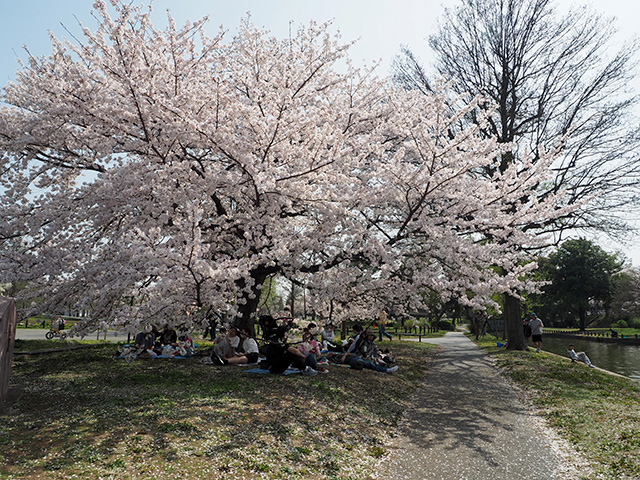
(627, 318, 640, 329)
(438, 320, 455, 331)
(611, 319, 628, 329)
(403, 319, 418, 330)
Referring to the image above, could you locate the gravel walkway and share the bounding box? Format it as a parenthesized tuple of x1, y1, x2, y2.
(374, 332, 588, 480)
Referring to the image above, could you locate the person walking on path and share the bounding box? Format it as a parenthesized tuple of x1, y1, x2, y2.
(374, 332, 586, 480)
(568, 344, 595, 368)
(378, 310, 393, 342)
(529, 313, 544, 353)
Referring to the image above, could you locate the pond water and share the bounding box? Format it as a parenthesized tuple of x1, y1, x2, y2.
(541, 336, 640, 381)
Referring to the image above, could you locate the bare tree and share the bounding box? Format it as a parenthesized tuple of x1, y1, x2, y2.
(393, 0, 640, 349)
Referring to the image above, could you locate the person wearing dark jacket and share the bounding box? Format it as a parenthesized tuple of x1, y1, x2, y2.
(522, 317, 532, 349)
(259, 315, 316, 375)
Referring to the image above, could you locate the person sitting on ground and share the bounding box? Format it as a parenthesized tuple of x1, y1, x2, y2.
(330, 330, 398, 374)
(328, 349, 398, 374)
(176, 328, 196, 356)
(211, 325, 240, 360)
(260, 314, 316, 375)
(321, 322, 334, 344)
(298, 329, 328, 373)
(344, 324, 364, 353)
(321, 323, 341, 351)
(351, 328, 382, 360)
(305, 322, 322, 342)
(159, 324, 178, 346)
(214, 327, 260, 365)
(567, 344, 595, 368)
(134, 324, 156, 350)
(213, 326, 227, 351)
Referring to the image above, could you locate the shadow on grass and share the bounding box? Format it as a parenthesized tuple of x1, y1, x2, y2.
(3, 341, 435, 479)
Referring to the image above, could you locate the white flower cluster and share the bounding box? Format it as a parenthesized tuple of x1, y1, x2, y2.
(0, 0, 574, 330)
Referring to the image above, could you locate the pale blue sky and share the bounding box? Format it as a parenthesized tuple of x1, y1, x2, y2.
(1, 0, 639, 264)
(0, 0, 454, 82)
(2, 0, 638, 83)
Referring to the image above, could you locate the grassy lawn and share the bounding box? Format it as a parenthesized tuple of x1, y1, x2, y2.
(13, 339, 113, 352)
(473, 334, 640, 480)
(2, 340, 437, 480)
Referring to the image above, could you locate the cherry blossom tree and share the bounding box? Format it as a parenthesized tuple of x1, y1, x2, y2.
(0, 0, 572, 335)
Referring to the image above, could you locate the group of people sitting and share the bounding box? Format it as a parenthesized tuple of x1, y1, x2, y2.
(209, 325, 261, 366)
(129, 324, 196, 358)
(207, 316, 398, 376)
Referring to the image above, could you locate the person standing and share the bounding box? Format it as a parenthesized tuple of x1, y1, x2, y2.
(529, 313, 544, 353)
(522, 317, 532, 350)
(203, 311, 218, 341)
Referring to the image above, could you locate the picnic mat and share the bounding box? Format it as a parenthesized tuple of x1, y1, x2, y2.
(244, 367, 301, 375)
(117, 354, 193, 360)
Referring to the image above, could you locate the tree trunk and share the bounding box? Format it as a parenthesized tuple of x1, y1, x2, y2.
(289, 281, 295, 319)
(504, 293, 525, 350)
(235, 273, 268, 336)
(579, 305, 587, 332)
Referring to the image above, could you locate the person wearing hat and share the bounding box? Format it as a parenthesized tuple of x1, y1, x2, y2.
(567, 344, 595, 368)
(134, 324, 156, 350)
(353, 329, 380, 359)
(257, 315, 317, 375)
(529, 313, 544, 353)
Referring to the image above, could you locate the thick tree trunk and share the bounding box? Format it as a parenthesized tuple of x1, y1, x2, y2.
(235, 272, 268, 337)
(504, 293, 526, 350)
(579, 305, 586, 332)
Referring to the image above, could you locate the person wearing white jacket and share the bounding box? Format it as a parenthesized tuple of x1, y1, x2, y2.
(567, 344, 595, 368)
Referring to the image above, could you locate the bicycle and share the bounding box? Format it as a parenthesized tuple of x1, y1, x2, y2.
(45, 327, 67, 340)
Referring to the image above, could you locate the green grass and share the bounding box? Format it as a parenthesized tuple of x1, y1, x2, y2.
(2, 341, 436, 480)
(473, 333, 640, 480)
(13, 338, 125, 352)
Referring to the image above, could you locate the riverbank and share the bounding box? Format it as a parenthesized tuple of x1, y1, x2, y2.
(475, 334, 640, 479)
(540, 336, 640, 381)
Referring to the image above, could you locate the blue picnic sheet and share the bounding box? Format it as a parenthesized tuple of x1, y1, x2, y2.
(244, 367, 301, 375)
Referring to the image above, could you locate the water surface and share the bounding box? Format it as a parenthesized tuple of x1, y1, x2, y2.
(540, 336, 640, 381)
